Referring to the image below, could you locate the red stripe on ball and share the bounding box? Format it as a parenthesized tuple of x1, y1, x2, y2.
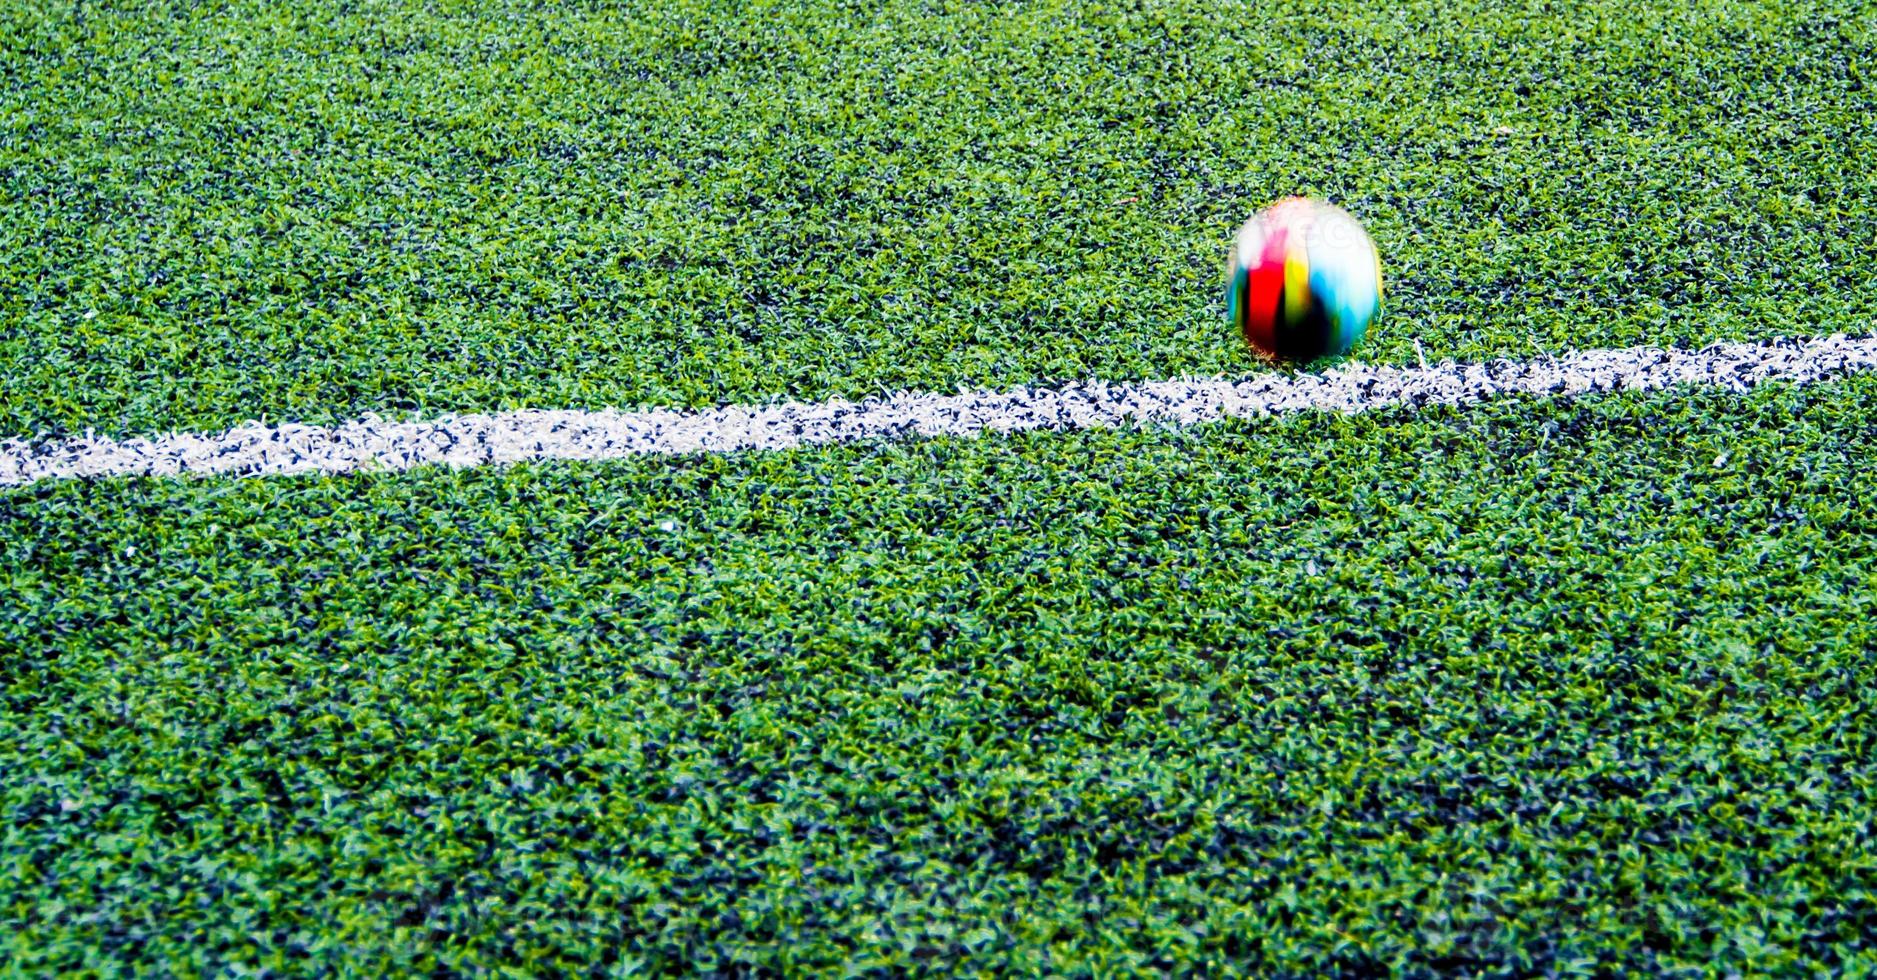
(1242, 227, 1289, 354)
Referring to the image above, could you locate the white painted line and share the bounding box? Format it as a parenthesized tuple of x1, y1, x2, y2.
(3, 334, 1875, 485)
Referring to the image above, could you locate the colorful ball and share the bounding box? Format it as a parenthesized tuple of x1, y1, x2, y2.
(1226, 197, 1382, 361)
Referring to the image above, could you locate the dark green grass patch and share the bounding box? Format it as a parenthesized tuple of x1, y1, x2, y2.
(6, 377, 1877, 974)
(3, 0, 1874, 437)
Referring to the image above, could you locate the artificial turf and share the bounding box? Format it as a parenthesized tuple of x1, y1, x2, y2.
(7, 376, 1877, 974)
(2, 0, 1874, 438)
(8, 0, 1877, 973)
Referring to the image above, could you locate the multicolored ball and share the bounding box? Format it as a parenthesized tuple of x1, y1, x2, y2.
(1226, 197, 1382, 361)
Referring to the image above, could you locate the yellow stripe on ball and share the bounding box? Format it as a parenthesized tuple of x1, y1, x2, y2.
(1283, 243, 1310, 325)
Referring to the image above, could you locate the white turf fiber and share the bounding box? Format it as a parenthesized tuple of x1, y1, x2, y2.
(4, 334, 1875, 486)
